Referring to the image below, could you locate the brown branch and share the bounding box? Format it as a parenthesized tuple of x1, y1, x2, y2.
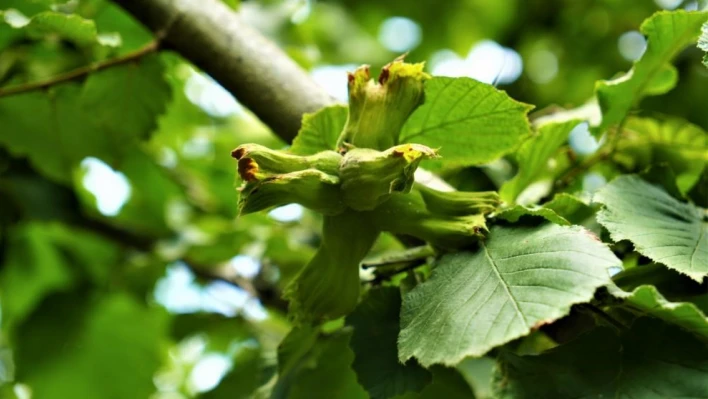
(112, 0, 336, 143)
(0, 41, 159, 98)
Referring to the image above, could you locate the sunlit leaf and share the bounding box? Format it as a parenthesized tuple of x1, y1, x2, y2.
(399, 77, 533, 168)
(595, 10, 708, 134)
(398, 223, 620, 367)
(25, 11, 98, 46)
(594, 175, 708, 281)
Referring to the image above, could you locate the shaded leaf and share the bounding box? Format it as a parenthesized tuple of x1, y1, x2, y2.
(500, 120, 579, 203)
(272, 326, 367, 399)
(0, 222, 119, 328)
(396, 367, 476, 399)
(399, 77, 533, 168)
(595, 10, 708, 134)
(346, 287, 432, 399)
(398, 223, 619, 367)
(290, 105, 348, 155)
(14, 293, 168, 399)
(615, 116, 707, 193)
(494, 318, 708, 398)
(611, 284, 708, 339)
(594, 175, 707, 281)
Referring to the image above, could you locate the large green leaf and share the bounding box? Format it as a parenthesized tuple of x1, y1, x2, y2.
(14, 293, 168, 399)
(500, 120, 579, 203)
(494, 318, 708, 398)
(398, 223, 620, 367)
(272, 326, 367, 399)
(611, 284, 708, 340)
(346, 287, 432, 399)
(614, 116, 707, 193)
(594, 175, 708, 281)
(290, 105, 348, 155)
(595, 10, 708, 134)
(0, 55, 170, 183)
(399, 77, 533, 168)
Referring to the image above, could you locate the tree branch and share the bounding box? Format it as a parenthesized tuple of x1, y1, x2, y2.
(113, 0, 336, 143)
(0, 41, 159, 98)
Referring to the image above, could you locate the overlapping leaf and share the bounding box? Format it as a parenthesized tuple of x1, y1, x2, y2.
(0, 55, 170, 182)
(500, 120, 579, 203)
(399, 77, 533, 167)
(290, 105, 348, 155)
(346, 287, 432, 399)
(14, 293, 167, 399)
(615, 116, 707, 193)
(494, 318, 708, 398)
(398, 223, 620, 367)
(611, 284, 708, 339)
(272, 326, 367, 399)
(595, 10, 708, 134)
(595, 175, 708, 281)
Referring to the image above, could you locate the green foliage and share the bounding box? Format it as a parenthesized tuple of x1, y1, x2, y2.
(700, 21, 708, 67)
(610, 284, 708, 339)
(271, 326, 367, 399)
(494, 318, 708, 398)
(290, 105, 348, 155)
(595, 10, 708, 134)
(346, 288, 432, 399)
(1, 2, 707, 399)
(500, 120, 579, 203)
(398, 224, 619, 367)
(399, 77, 533, 168)
(595, 175, 708, 281)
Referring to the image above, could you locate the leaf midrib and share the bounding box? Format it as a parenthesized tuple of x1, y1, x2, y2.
(481, 241, 528, 329)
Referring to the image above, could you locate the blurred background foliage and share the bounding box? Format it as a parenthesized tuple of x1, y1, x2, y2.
(0, 0, 706, 398)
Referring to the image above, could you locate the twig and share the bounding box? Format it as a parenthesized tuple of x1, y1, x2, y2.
(361, 246, 434, 269)
(554, 121, 626, 190)
(0, 41, 159, 98)
(368, 261, 427, 285)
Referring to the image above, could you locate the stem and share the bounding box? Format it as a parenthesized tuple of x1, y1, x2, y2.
(361, 245, 434, 269)
(0, 41, 159, 98)
(368, 261, 427, 284)
(555, 121, 626, 190)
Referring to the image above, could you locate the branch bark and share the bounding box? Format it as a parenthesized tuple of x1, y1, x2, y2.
(113, 0, 335, 143)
